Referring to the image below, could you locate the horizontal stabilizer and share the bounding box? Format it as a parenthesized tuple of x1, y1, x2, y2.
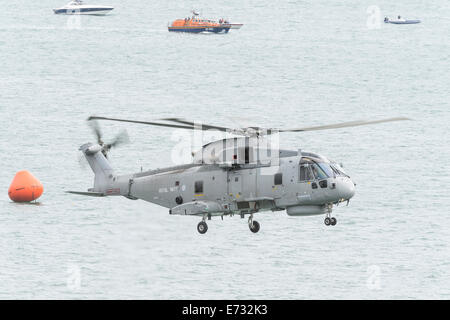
(66, 191, 105, 197)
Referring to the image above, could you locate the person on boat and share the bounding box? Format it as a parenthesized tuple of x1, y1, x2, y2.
(384, 17, 389, 22)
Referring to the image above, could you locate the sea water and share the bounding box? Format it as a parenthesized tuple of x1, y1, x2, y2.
(0, 0, 449, 299)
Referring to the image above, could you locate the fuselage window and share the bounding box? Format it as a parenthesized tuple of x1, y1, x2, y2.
(194, 181, 203, 194)
(299, 165, 313, 181)
(274, 173, 283, 185)
(245, 147, 250, 164)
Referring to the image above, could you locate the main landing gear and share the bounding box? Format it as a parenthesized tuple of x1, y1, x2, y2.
(197, 221, 208, 234)
(197, 213, 261, 234)
(324, 204, 337, 226)
(248, 214, 260, 233)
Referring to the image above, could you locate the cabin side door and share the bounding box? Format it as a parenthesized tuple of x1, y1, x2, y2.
(227, 170, 243, 201)
(227, 168, 257, 203)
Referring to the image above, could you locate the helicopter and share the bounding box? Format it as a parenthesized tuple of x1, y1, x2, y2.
(68, 116, 409, 234)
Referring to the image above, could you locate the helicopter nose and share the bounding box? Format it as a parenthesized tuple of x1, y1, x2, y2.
(337, 177, 356, 200)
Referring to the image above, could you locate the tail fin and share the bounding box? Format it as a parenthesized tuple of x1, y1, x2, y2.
(79, 143, 114, 193)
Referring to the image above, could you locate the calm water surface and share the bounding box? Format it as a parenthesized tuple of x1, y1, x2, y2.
(0, 0, 449, 299)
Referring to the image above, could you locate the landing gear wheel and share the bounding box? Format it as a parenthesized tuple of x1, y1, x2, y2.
(330, 217, 337, 226)
(249, 220, 260, 233)
(197, 221, 208, 234)
(324, 217, 331, 226)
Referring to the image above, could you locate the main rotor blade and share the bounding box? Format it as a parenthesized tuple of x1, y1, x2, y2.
(88, 116, 248, 135)
(279, 117, 411, 133)
(88, 116, 410, 137)
(161, 118, 237, 133)
(88, 116, 197, 130)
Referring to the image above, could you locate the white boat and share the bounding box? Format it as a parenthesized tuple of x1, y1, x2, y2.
(53, 0, 114, 15)
(384, 16, 421, 24)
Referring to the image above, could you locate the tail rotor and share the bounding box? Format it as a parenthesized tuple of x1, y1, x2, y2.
(87, 119, 130, 159)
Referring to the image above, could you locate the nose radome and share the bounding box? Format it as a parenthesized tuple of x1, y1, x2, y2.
(338, 178, 355, 200)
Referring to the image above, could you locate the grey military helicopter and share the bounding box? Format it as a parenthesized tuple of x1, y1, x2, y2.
(68, 116, 409, 234)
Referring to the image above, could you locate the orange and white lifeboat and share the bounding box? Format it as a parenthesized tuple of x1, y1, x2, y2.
(168, 11, 241, 33)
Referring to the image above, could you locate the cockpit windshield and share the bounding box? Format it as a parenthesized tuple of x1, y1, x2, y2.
(311, 163, 328, 179)
(318, 163, 334, 178)
(300, 157, 349, 180)
(300, 162, 329, 181)
(329, 163, 349, 177)
(317, 162, 349, 178)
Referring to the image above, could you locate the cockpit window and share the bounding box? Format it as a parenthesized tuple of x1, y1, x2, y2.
(330, 164, 349, 177)
(299, 165, 313, 181)
(311, 164, 328, 180)
(334, 163, 349, 176)
(300, 163, 330, 181)
(318, 163, 334, 178)
(331, 165, 340, 176)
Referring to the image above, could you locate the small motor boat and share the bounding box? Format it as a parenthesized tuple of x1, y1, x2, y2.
(384, 16, 421, 24)
(53, 0, 114, 15)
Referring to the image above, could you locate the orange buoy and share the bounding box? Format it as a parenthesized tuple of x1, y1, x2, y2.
(8, 170, 44, 203)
